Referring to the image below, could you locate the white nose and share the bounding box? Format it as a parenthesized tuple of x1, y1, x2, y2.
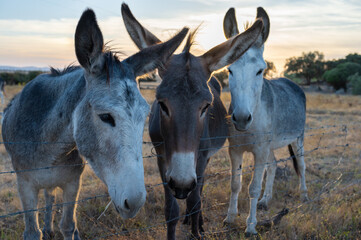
(166, 152, 197, 199)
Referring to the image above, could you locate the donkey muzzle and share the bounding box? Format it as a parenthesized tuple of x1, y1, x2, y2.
(112, 188, 146, 219)
(166, 152, 197, 199)
(168, 177, 197, 199)
(232, 112, 253, 131)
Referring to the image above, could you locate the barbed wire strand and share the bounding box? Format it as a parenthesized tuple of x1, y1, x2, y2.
(0, 124, 351, 175)
(0, 123, 359, 239)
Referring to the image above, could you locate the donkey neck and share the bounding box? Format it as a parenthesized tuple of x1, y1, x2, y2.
(40, 69, 87, 144)
(259, 78, 275, 113)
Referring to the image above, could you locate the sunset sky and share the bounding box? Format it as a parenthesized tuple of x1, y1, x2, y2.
(0, 0, 360, 74)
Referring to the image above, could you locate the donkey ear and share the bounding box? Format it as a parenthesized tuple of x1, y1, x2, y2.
(124, 28, 189, 77)
(223, 8, 239, 39)
(75, 9, 104, 74)
(254, 7, 270, 47)
(201, 19, 263, 73)
(121, 3, 161, 49)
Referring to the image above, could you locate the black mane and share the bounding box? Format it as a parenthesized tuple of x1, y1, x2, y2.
(50, 65, 80, 77)
(49, 49, 123, 78)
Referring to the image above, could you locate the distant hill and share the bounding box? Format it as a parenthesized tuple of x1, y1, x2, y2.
(0, 66, 49, 72)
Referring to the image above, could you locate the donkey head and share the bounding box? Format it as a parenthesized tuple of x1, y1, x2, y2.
(122, 4, 262, 198)
(73, 9, 188, 217)
(224, 7, 270, 131)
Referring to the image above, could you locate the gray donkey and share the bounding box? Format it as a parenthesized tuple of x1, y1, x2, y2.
(222, 7, 309, 236)
(2, 9, 188, 240)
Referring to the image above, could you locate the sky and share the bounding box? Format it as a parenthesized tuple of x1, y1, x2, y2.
(0, 0, 360, 74)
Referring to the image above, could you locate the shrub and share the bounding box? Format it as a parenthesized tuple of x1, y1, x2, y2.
(0, 71, 44, 85)
(348, 73, 361, 95)
(322, 62, 361, 92)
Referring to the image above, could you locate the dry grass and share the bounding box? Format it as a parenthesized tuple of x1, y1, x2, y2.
(0, 85, 361, 239)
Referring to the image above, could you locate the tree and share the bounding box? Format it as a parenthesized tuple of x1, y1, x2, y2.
(284, 51, 325, 85)
(325, 59, 342, 70)
(345, 53, 361, 65)
(264, 60, 276, 78)
(322, 62, 361, 92)
(324, 53, 361, 72)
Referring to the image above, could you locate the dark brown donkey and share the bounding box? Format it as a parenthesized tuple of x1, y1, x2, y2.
(121, 3, 263, 239)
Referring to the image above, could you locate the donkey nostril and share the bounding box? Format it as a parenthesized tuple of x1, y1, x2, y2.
(124, 199, 130, 210)
(232, 114, 237, 122)
(247, 114, 252, 122)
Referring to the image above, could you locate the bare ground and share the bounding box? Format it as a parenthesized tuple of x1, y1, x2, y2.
(0, 86, 361, 239)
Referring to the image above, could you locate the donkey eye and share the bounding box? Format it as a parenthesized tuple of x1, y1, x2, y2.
(159, 102, 169, 116)
(228, 68, 233, 76)
(98, 113, 115, 127)
(256, 69, 263, 76)
(200, 104, 210, 117)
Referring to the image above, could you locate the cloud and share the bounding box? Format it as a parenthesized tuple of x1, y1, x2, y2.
(0, 0, 360, 72)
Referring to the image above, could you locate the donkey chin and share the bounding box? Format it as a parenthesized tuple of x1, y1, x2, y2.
(233, 122, 252, 132)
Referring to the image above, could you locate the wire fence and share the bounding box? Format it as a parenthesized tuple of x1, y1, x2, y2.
(0, 123, 357, 176)
(0, 121, 360, 239)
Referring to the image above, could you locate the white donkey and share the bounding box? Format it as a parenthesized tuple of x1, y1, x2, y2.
(222, 7, 309, 236)
(2, 9, 188, 240)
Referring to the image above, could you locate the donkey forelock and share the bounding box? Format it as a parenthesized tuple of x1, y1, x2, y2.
(156, 53, 213, 103)
(156, 29, 213, 104)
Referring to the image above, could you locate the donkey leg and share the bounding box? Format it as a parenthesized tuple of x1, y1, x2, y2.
(0, 91, 4, 105)
(224, 147, 244, 224)
(245, 149, 268, 236)
(198, 183, 205, 233)
(186, 153, 209, 240)
(291, 138, 309, 202)
(183, 185, 204, 231)
(183, 208, 191, 225)
(59, 178, 81, 240)
(184, 158, 207, 231)
(42, 188, 56, 240)
(258, 151, 276, 211)
(17, 178, 42, 240)
(164, 185, 180, 240)
(186, 182, 203, 239)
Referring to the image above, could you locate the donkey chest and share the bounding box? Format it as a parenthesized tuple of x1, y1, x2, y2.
(16, 150, 85, 189)
(228, 118, 300, 152)
(20, 165, 84, 190)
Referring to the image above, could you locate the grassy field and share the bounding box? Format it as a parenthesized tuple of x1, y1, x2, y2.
(0, 85, 361, 239)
